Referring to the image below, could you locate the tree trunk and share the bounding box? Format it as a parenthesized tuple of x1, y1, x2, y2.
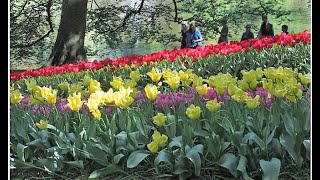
(46, 0, 88, 66)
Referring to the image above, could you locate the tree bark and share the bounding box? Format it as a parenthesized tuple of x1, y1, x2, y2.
(46, 0, 88, 66)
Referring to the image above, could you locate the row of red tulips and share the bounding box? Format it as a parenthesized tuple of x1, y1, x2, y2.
(10, 31, 310, 81)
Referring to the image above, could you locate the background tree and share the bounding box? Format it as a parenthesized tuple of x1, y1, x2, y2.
(10, 0, 309, 68)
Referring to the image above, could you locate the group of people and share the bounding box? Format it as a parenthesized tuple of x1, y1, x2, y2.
(180, 14, 289, 49)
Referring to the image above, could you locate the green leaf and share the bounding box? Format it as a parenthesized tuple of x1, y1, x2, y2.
(35, 159, 56, 173)
(237, 155, 251, 180)
(26, 139, 45, 149)
(280, 131, 303, 167)
(169, 136, 182, 149)
(303, 140, 310, 160)
(205, 135, 222, 159)
(113, 154, 125, 164)
(65, 160, 84, 170)
(87, 122, 96, 140)
(127, 150, 150, 168)
(89, 164, 125, 179)
(17, 143, 27, 162)
(186, 148, 202, 176)
(243, 132, 265, 150)
(218, 153, 238, 177)
(259, 158, 281, 180)
(154, 150, 173, 174)
(132, 113, 146, 137)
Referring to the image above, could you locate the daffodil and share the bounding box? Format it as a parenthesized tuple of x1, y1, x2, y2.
(185, 104, 202, 120)
(36, 120, 48, 130)
(152, 113, 167, 127)
(206, 99, 222, 112)
(67, 92, 83, 111)
(10, 89, 23, 104)
(145, 84, 160, 100)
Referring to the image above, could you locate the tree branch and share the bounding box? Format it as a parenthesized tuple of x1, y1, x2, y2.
(93, 0, 100, 8)
(11, 0, 29, 21)
(257, 0, 268, 14)
(172, 0, 178, 22)
(11, 0, 54, 48)
(108, 0, 145, 33)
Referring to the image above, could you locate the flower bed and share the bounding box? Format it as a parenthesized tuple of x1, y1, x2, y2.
(10, 63, 310, 178)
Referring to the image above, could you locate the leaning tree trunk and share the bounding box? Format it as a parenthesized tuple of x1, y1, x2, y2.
(46, 0, 88, 66)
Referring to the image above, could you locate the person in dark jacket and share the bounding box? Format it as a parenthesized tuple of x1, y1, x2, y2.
(180, 21, 189, 49)
(241, 24, 254, 41)
(218, 18, 228, 43)
(281, 25, 289, 34)
(257, 14, 274, 37)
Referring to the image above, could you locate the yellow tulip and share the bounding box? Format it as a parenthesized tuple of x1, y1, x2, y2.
(26, 79, 37, 92)
(152, 130, 168, 147)
(165, 76, 180, 90)
(196, 84, 208, 95)
(185, 104, 202, 120)
(67, 92, 83, 111)
(89, 79, 101, 93)
(246, 95, 260, 109)
(113, 87, 134, 108)
(206, 99, 222, 112)
(36, 120, 48, 130)
(146, 67, 162, 83)
(105, 88, 114, 104)
(145, 84, 160, 100)
(86, 97, 99, 112)
(130, 70, 141, 82)
(10, 89, 23, 104)
(82, 75, 92, 86)
(58, 82, 69, 91)
(238, 80, 250, 91)
(147, 141, 159, 153)
(110, 76, 124, 90)
(152, 113, 167, 127)
(45, 90, 57, 105)
(91, 109, 101, 120)
(298, 73, 310, 86)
